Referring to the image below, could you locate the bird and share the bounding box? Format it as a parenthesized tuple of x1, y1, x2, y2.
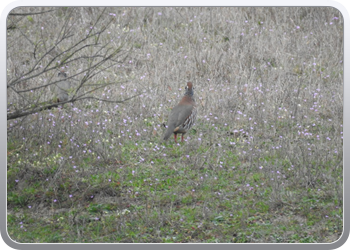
(54, 71, 70, 103)
(163, 82, 197, 143)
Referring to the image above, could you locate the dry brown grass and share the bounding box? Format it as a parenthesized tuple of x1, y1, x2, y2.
(7, 7, 343, 243)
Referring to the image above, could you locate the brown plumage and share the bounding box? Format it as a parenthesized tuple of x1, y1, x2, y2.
(163, 82, 197, 142)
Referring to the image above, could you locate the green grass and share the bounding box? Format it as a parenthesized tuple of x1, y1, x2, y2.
(6, 6, 343, 243)
(7, 120, 342, 242)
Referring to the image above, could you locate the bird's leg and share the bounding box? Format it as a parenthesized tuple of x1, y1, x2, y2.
(174, 134, 177, 143)
(181, 134, 184, 142)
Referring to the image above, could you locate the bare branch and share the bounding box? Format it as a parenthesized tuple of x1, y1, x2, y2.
(9, 10, 55, 16)
(7, 91, 143, 121)
(7, 7, 134, 121)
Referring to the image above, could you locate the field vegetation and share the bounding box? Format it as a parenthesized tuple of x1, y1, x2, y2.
(6, 7, 343, 243)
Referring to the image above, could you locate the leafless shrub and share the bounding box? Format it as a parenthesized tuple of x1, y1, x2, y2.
(7, 7, 137, 120)
(7, 7, 343, 243)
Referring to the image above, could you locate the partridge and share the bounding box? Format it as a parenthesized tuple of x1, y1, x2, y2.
(163, 82, 197, 142)
(54, 71, 70, 103)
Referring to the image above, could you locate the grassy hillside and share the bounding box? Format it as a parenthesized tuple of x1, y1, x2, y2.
(7, 7, 343, 243)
